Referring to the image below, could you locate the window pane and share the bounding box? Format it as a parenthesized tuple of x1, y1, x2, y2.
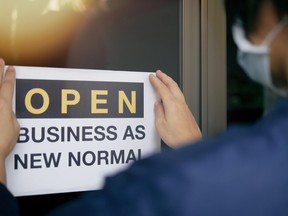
(2, 0, 180, 215)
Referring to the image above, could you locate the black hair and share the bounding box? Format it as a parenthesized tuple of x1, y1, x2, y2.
(225, 0, 288, 33)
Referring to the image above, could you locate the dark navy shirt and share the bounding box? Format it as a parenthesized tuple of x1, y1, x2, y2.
(3, 98, 288, 215)
(0, 184, 19, 216)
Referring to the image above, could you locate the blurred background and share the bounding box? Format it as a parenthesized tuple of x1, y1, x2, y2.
(0, 0, 179, 81)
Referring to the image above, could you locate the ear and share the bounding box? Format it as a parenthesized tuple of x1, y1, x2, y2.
(248, 0, 280, 43)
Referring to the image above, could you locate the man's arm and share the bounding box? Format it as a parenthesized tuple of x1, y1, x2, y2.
(0, 59, 19, 185)
(0, 59, 19, 215)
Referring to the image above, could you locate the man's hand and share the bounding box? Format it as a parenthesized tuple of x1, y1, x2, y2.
(149, 70, 201, 148)
(0, 59, 19, 185)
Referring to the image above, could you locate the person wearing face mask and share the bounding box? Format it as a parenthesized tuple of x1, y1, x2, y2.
(231, 0, 288, 113)
(1, 0, 288, 215)
(233, 17, 288, 96)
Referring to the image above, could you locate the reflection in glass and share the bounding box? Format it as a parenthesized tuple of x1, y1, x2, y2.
(5, 1, 180, 215)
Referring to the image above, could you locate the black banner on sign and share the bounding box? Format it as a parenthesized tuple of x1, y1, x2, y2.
(16, 79, 144, 118)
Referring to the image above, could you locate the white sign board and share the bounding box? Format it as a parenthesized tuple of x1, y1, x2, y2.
(5, 66, 160, 196)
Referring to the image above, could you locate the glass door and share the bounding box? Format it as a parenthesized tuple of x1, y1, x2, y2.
(0, 0, 182, 215)
(1, 0, 229, 214)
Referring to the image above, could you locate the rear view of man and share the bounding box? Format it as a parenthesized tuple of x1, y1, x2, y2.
(1, 0, 288, 215)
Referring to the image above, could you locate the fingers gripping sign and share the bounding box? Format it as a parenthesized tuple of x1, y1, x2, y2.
(0, 59, 20, 184)
(149, 70, 202, 148)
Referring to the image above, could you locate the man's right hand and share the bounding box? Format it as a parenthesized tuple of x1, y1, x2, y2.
(149, 70, 202, 148)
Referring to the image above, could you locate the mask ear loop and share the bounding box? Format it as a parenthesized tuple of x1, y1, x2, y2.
(261, 16, 288, 46)
(232, 18, 269, 53)
(263, 16, 288, 94)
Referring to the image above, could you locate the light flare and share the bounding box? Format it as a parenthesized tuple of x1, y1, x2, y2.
(0, 0, 107, 64)
(10, 8, 18, 61)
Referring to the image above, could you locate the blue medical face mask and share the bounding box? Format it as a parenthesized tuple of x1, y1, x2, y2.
(232, 17, 288, 96)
